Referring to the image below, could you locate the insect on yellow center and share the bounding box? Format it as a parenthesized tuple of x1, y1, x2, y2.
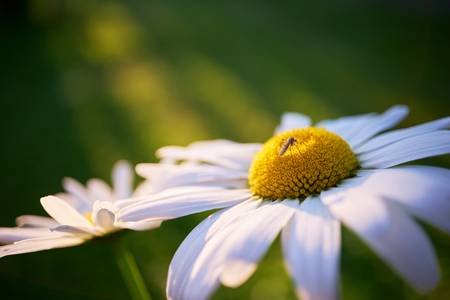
(248, 127, 358, 199)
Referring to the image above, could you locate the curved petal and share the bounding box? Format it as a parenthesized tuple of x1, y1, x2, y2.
(136, 163, 248, 193)
(156, 140, 261, 171)
(50, 225, 99, 237)
(15, 215, 59, 228)
(118, 220, 162, 231)
(0, 227, 55, 244)
(167, 200, 262, 300)
(317, 113, 374, 143)
(118, 187, 252, 222)
(0, 235, 85, 258)
(317, 105, 408, 147)
(355, 117, 450, 154)
(275, 112, 311, 134)
(87, 179, 113, 202)
(282, 197, 341, 300)
(359, 130, 450, 168)
(92, 201, 117, 231)
(132, 180, 155, 197)
(169, 200, 294, 300)
(40, 196, 93, 228)
(344, 105, 409, 148)
(62, 177, 93, 211)
(324, 191, 439, 292)
(355, 167, 450, 233)
(112, 160, 133, 199)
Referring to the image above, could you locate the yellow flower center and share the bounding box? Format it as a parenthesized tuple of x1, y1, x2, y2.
(248, 127, 358, 199)
(85, 212, 94, 224)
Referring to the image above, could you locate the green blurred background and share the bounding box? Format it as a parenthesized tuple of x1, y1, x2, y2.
(1, 0, 449, 299)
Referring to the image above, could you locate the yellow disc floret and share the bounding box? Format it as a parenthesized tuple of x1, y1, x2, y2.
(248, 127, 358, 199)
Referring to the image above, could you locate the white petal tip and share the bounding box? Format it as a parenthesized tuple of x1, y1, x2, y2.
(411, 270, 440, 294)
(220, 260, 257, 288)
(135, 163, 147, 175)
(390, 105, 409, 114)
(62, 177, 75, 186)
(114, 160, 131, 169)
(40, 195, 58, 206)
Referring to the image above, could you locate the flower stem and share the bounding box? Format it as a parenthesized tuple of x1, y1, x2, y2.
(114, 239, 153, 300)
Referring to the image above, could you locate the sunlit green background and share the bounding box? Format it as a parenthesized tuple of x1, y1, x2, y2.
(1, 1, 449, 299)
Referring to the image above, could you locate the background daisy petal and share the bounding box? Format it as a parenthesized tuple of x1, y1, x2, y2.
(92, 201, 116, 231)
(15, 215, 59, 228)
(40, 196, 93, 228)
(118, 220, 162, 231)
(112, 160, 133, 200)
(62, 177, 93, 211)
(87, 179, 113, 202)
(0, 227, 55, 244)
(0, 235, 85, 258)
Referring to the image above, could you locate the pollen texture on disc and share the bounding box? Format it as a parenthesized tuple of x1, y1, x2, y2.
(248, 127, 358, 199)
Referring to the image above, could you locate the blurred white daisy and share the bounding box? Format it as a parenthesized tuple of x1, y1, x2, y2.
(118, 106, 450, 300)
(0, 160, 161, 257)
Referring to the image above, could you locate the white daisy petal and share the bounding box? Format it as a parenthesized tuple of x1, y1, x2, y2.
(112, 160, 133, 200)
(54, 193, 87, 213)
(325, 191, 439, 292)
(62, 177, 93, 210)
(275, 112, 312, 134)
(50, 225, 98, 237)
(355, 117, 450, 154)
(132, 180, 155, 197)
(0, 227, 55, 244)
(118, 187, 252, 223)
(317, 105, 408, 147)
(345, 105, 409, 148)
(356, 167, 450, 233)
(317, 113, 374, 143)
(135, 163, 167, 180)
(0, 235, 85, 258)
(136, 163, 248, 193)
(359, 130, 450, 168)
(118, 220, 162, 231)
(174, 201, 294, 300)
(219, 201, 296, 287)
(87, 179, 113, 202)
(92, 201, 116, 231)
(281, 197, 340, 300)
(157, 140, 261, 171)
(15, 215, 59, 228)
(40, 196, 93, 228)
(322, 191, 392, 238)
(95, 209, 115, 231)
(167, 200, 261, 300)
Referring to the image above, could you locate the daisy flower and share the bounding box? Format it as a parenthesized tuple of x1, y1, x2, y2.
(118, 106, 450, 300)
(0, 160, 161, 257)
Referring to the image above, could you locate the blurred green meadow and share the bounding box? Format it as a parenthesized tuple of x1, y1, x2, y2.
(1, 0, 450, 299)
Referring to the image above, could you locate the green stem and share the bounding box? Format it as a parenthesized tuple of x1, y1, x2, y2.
(114, 239, 153, 300)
